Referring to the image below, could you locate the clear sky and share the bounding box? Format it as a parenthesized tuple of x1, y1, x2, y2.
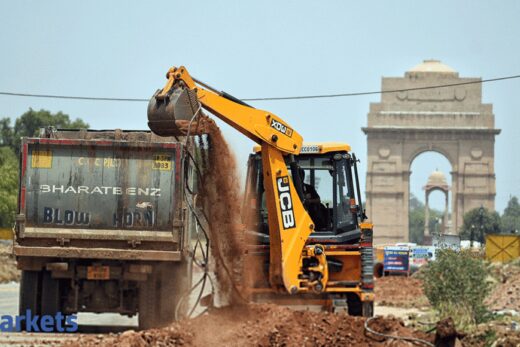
(1, 1, 519, 213)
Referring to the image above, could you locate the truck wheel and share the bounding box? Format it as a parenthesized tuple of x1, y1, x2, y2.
(159, 261, 191, 323)
(374, 263, 384, 278)
(138, 262, 192, 330)
(41, 271, 61, 317)
(19, 271, 41, 317)
(158, 265, 177, 325)
(138, 272, 160, 330)
(346, 293, 362, 316)
(362, 301, 374, 317)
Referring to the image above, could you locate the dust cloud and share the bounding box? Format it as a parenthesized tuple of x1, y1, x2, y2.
(178, 115, 246, 306)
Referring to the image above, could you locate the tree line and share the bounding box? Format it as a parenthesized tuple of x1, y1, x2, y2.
(410, 193, 520, 244)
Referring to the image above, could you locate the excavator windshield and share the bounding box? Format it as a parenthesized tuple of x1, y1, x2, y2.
(245, 151, 362, 244)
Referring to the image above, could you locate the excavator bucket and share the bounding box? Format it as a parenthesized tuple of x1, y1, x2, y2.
(147, 86, 200, 136)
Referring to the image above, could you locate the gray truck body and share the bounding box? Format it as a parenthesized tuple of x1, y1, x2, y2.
(14, 129, 192, 328)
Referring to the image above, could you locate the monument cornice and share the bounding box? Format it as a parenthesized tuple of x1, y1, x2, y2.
(362, 127, 501, 135)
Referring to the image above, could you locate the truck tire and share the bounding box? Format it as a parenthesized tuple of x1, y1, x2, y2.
(158, 265, 177, 325)
(138, 262, 192, 330)
(138, 271, 160, 330)
(374, 263, 384, 278)
(19, 271, 41, 317)
(41, 271, 61, 317)
(346, 293, 362, 316)
(346, 293, 374, 317)
(362, 301, 374, 317)
(159, 261, 191, 323)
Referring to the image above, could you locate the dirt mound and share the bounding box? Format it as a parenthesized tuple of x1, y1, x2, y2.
(460, 319, 520, 347)
(375, 276, 428, 308)
(486, 262, 520, 312)
(0, 242, 20, 283)
(63, 304, 434, 347)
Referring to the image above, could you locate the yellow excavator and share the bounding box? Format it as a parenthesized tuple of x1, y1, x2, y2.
(147, 66, 374, 316)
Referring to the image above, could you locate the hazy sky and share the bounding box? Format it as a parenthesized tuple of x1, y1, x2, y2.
(1, 1, 519, 213)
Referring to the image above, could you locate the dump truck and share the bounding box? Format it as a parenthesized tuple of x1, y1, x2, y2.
(147, 66, 375, 315)
(14, 128, 194, 329)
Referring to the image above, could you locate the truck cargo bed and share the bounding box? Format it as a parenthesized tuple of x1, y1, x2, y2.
(15, 129, 186, 261)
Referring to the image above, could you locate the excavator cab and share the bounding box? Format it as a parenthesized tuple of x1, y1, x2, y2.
(244, 143, 365, 244)
(242, 143, 374, 316)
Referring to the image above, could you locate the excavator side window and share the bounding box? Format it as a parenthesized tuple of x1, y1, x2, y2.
(335, 156, 357, 232)
(297, 157, 334, 231)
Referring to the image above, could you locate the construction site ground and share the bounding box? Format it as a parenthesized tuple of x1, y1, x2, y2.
(2, 240, 520, 346)
(0, 261, 430, 347)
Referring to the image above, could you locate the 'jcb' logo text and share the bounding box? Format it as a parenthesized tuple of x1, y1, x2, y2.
(277, 176, 295, 229)
(270, 119, 293, 137)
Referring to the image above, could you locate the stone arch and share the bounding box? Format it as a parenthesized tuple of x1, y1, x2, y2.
(423, 168, 451, 240)
(362, 60, 500, 244)
(407, 147, 456, 173)
(409, 150, 454, 239)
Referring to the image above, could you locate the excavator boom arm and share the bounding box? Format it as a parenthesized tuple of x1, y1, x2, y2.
(162, 66, 302, 154)
(149, 66, 319, 293)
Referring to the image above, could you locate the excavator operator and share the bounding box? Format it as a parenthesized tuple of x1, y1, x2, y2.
(300, 169, 328, 231)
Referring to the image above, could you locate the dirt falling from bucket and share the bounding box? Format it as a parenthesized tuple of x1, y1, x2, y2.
(184, 115, 246, 306)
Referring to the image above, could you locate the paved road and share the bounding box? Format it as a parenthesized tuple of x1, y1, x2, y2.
(0, 269, 211, 346)
(0, 282, 138, 327)
(0, 282, 138, 346)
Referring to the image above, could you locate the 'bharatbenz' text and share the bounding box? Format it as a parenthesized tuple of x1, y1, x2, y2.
(39, 185, 161, 196)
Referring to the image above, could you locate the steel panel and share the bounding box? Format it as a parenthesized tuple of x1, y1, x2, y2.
(21, 138, 181, 235)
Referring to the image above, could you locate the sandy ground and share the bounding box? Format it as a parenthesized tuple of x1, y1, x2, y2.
(374, 305, 423, 321)
(0, 241, 20, 284)
(374, 276, 429, 308)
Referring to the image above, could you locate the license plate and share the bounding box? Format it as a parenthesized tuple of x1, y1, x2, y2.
(87, 266, 110, 280)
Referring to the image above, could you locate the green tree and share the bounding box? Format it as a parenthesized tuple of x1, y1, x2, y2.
(460, 207, 501, 243)
(501, 196, 520, 233)
(420, 249, 491, 330)
(0, 118, 14, 147)
(0, 147, 18, 228)
(1, 108, 89, 152)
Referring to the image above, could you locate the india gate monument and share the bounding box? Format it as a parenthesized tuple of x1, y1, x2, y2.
(363, 60, 500, 244)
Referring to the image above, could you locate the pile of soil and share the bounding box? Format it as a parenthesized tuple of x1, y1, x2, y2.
(374, 276, 428, 308)
(486, 261, 520, 312)
(0, 241, 20, 283)
(63, 303, 434, 347)
(460, 319, 520, 347)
